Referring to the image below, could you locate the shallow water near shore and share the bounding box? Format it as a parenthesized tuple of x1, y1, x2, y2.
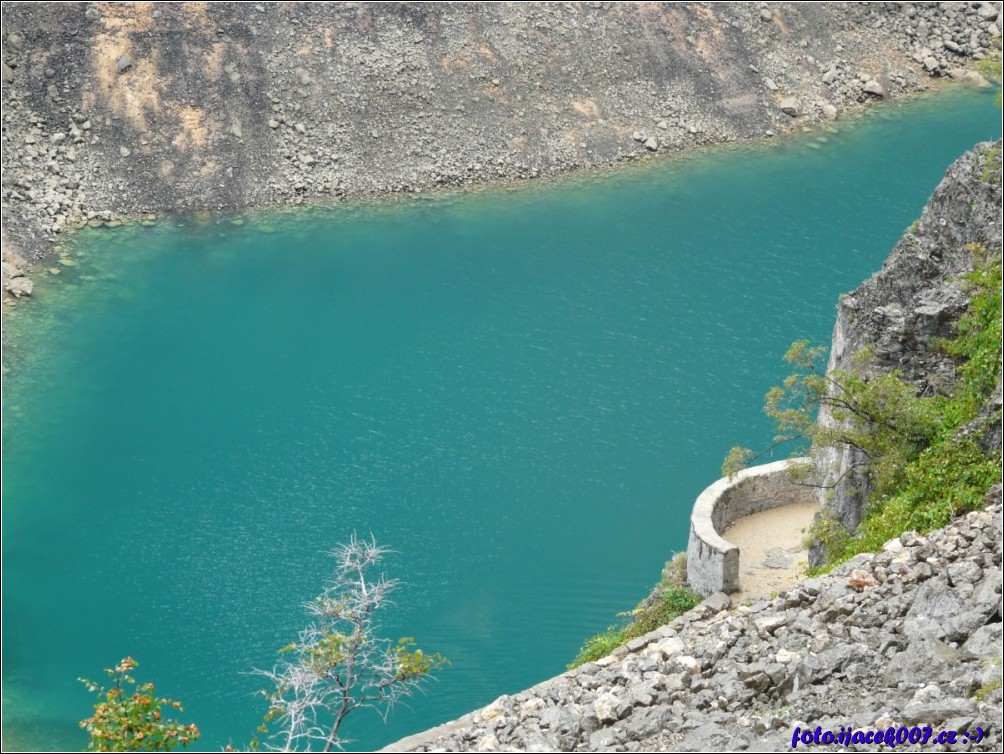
(2, 88, 1000, 751)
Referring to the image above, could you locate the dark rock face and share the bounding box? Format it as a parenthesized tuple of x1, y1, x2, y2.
(385, 494, 1003, 752)
(812, 140, 1002, 551)
(2, 2, 1000, 261)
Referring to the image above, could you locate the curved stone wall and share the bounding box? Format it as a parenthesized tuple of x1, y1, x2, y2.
(686, 458, 815, 597)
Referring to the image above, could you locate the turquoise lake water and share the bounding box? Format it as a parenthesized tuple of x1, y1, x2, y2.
(2, 88, 1000, 751)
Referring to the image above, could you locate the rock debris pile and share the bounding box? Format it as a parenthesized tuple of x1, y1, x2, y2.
(392, 489, 1002, 752)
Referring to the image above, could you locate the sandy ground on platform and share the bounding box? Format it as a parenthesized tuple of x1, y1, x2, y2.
(724, 501, 820, 604)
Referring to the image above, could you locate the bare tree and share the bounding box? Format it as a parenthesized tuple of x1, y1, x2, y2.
(254, 536, 445, 752)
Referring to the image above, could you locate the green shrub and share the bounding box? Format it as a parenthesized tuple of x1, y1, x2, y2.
(569, 629, 625, 668)
(842, 438, 1000, 561)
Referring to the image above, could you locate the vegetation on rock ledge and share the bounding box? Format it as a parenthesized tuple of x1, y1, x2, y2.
(725, 243, 1002, 574)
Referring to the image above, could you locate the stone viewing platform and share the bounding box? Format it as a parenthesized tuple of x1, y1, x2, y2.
(686, 459, 818, 597)
(724, 499, 819, 603)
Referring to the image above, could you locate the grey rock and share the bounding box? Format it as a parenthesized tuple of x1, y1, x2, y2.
(963, 623, 1003, 658)
(963, 70, 992, 88)
(952, 611, 990, 642)
(675, 655, 701, 675)
(643, 136, 658, 151)
(116, 57, 132, 74)
(812, 141, 1002, 558)
(475, 732, 499, 751)
(538, 706, 577, 734)
(659, 672, 689, 694)
(2, 262, 25, 278)
(971, 566, 1002, 614)
(762, 547, 792, 569)
(754, 615, 787, 635)
(902, 696, 979, 726)
(900, 531, 923, 548)
(862, 79, 885, 96)
(680, 722, 751, 750)
(628, 682, 658, 707)
(623, 706, 673, 739)
(978, 3, 999, 21)
(588, 727, 622, 749)
(2, 63, 13, 83)
(904, 580, 969, 640)
(947, 559, 983, 585)
(883, 636, 965, 686)
(6, 276, 33, 297)
(702, 592, 731, 613)
(522, 733, 558, 752)
(779, 97, 799, 116)
(480, 695, 513, 722)
(882, 536, 904, 554)
(775, 648, 799, 664)
(651, 636, 685, 658)
(593, 691, 629, 724)
(944, 716, 977, 735)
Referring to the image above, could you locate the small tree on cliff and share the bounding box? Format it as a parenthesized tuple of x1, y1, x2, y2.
(254, 535, 446, 752)
(721, 339, 940, 488)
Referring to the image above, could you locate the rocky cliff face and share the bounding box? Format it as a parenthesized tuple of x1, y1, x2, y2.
(2, 1, 1001, 269)
(812, 139, 1002, 556)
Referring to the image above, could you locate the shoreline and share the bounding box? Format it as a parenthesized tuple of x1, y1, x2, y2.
(3, 2, 999, 273)
(1, 81, 997, 387)
(2, 79, 991, 321)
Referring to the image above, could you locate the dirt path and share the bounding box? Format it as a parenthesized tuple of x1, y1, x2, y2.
(723, 501, 819, 603)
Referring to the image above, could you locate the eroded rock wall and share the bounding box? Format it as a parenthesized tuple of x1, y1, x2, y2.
(811, 139, 1002, 556)
(2, 1, 1001, 267)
